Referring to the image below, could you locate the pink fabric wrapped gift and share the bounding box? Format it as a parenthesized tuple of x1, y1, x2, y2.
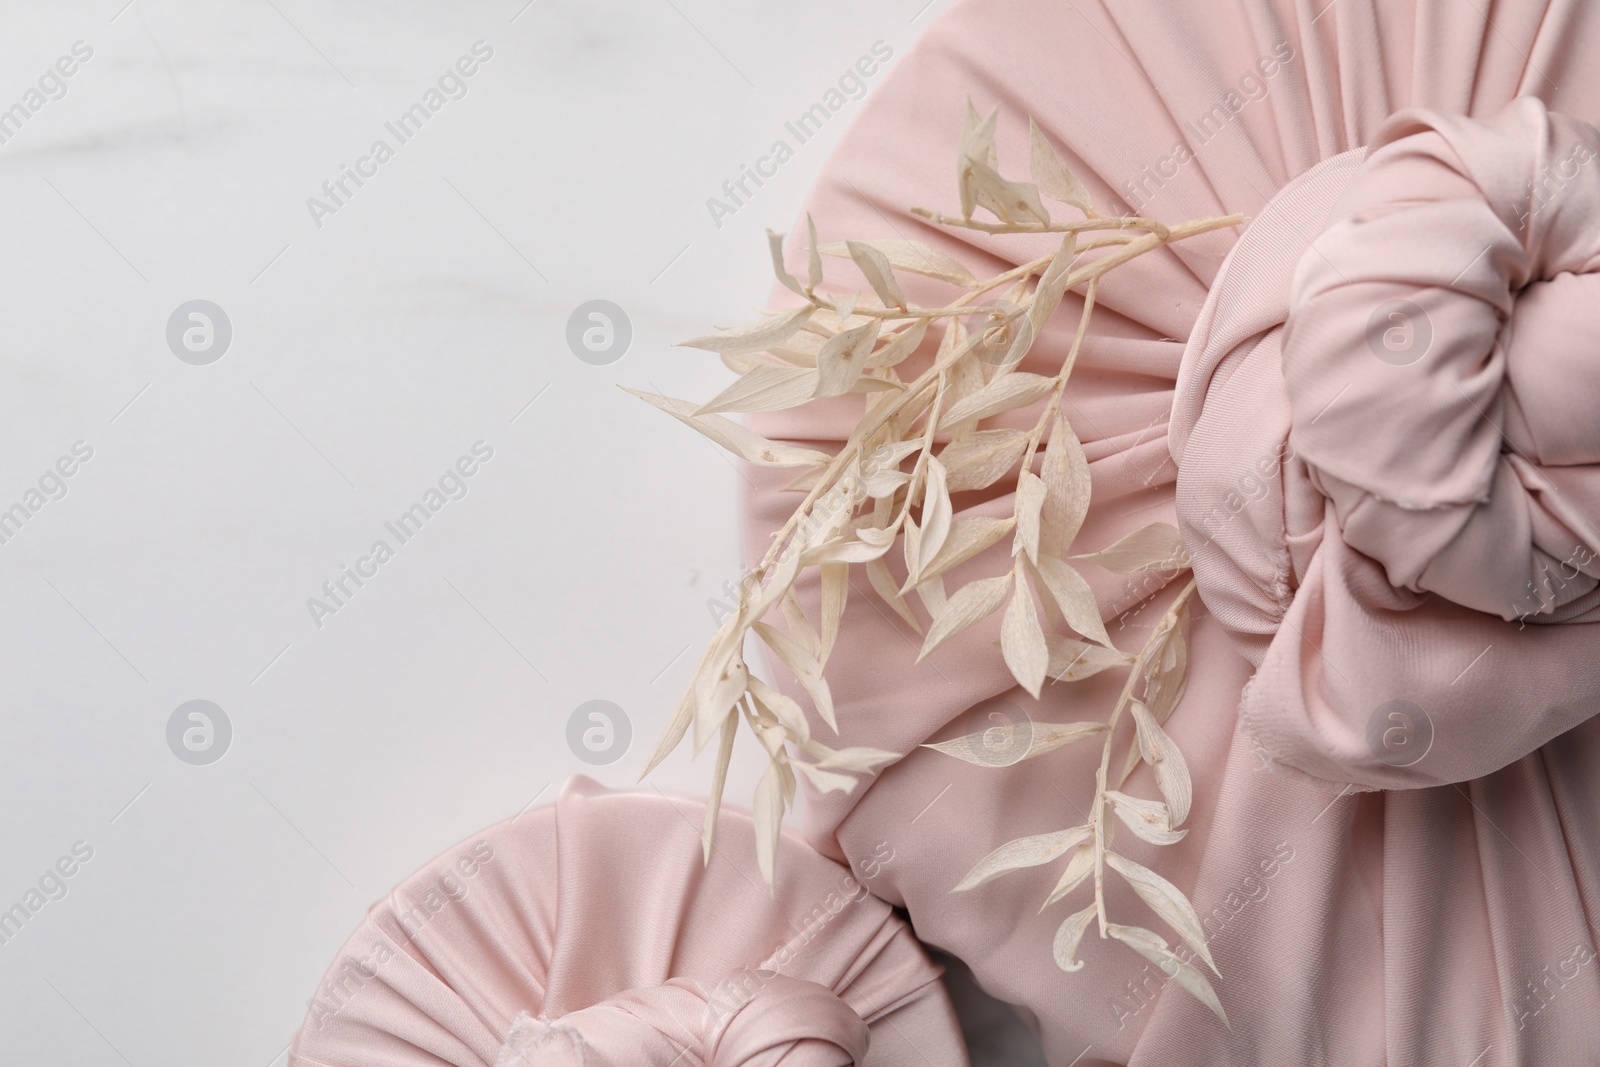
(287, 777, 966, 1067)
(743, 1, 1600, 1063)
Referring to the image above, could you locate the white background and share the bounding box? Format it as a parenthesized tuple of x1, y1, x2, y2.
(0, 1, 1003, 1064)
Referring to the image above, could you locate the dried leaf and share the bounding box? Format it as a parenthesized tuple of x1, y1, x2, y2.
(1130, 699, 1192, 826)
(925, 718, 1104, 767)
(954, 826, 1089, 891)
(791, 760, 857, 794)
(846, 240, 907, 310)
(805, 739, 899, 773)
(939, 429, 1030, 493)
(1000, 568, 1048, 698)
(819, 562, 847, 663)
(1105, 851, 1215, 972)
(815, 319, 882, 398)
(753, 620, 837, 732)
(967, 154, 1050, 226)
(937, 373, 1055, 431)
(918, 573, 1012, 661)
(701, 710, 739, 862)
(866, 555, 922, 633)
(753, 763, 784, 886)
(1072, 523, 1189, 573)
(779, 588, 821, 660)
(1053, 904, 1098, 972)
(806, 213, 823, 290)
(623, 388, 832, 468)
(1033, 556, 1111, 648)
(1043, 843, 1096, 907)
(695, 363, 820, 415)
(1039, 413, 1091, 557)
(867, 318, 930, 370)
(1014, 471, 1047, 562)
(1047, 635, 1135, 681)
(906, 515, 1015, 591)
(821, 238, 977, 287)
(1143, 595, 1192, 723)
(767, 229, 805, 297)
(748, 674, 810, 747)
(1105, 789, 1187, 846)
(918, 457, 953, 575)
(1106, 924, 1228, 1027)
(679, 305, 816, 355)
(957, 101, 999, 218)
(1029, 117, 1094, 214)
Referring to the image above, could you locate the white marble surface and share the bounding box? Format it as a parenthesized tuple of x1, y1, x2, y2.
(0, 2, 1053, 1063)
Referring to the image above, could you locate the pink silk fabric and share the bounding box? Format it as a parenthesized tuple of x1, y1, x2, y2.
(741, 1, 1600, 1064)
(287, 777, 966, 1067)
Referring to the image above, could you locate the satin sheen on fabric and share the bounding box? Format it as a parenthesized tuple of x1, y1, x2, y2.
(740, 1, 1600, 1063)
(287, 778, 966, 1067)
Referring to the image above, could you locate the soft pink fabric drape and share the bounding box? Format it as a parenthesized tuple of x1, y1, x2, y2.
(742, 2, 1600, 1063)
(287, 778, 966, 1067)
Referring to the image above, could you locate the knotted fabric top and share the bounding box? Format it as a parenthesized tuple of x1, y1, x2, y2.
(1172, 96, 1600, 788)
(287, 777, 963, 1067)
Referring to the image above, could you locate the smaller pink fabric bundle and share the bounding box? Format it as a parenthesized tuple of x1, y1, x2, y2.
(1172, 96, 1600, 790)
(287, 777, 965, 1067)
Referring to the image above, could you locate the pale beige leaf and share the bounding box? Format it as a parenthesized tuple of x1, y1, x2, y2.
(953, 826, 1089, 891)
(866, 555, 922, 633)
(1105, 851, 1215, 972)
(938, 429, 1029, 493)
(1001, 569, 1049, 698)
(804, 739, 900, 773)
(957, 101, 999, 218)
(937, 373, 1055, 431)
(815, 319, 882, 399)
(767, 229, 805, 297)
(1052, 904, 1099, 973)
(623, 388, 832, 468)
(1033, 556, 1112, 648)
(917, 573, 1012, 661)
(856, 523, 898, 547)
(915, 572, 948, 619)
(967, 154, 1050, 226)
(1039, 413, 1092, 557)
(866, 318, 930, 370)
(865, 438, 923, 475)
(1029, 117, 1094, 213)
(924, 718, 1104, 767)
(819, 562, 847, 663)
(1106, 924, 1229, 1027)
(821, 238, 977, 287)
(694, 363, 819, 415)
(1028, 233, 1078, 340)
(753, 620, 837, 732)
(791, 759, 857, 794)
(701, 710, 739, 863)
(692, 641, 747, 753)
(1042, 843, 1096, 907)
(679, 305, 815, 355)
(917, 457, 953, 575)
(846, 240, 907, 310)
(911, 515, 1016, 589)
(753, 763, 784, 886)
(639, 646, 707, 780)
(806, 213, 823, 290)
(748, 674, 810, 747)
(1143, 595, 1192, 723)
(1130, 699, 1192, 826)
(1014, 471, 1046, 562)
(1105, 789, 1187, 846)
(902, 512, 921, 586)
(1047, 635, 1135, 681)
(1072, 522, 1189, 573)
(779, 588, 821, 660)
(798, 537, 892, 566)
